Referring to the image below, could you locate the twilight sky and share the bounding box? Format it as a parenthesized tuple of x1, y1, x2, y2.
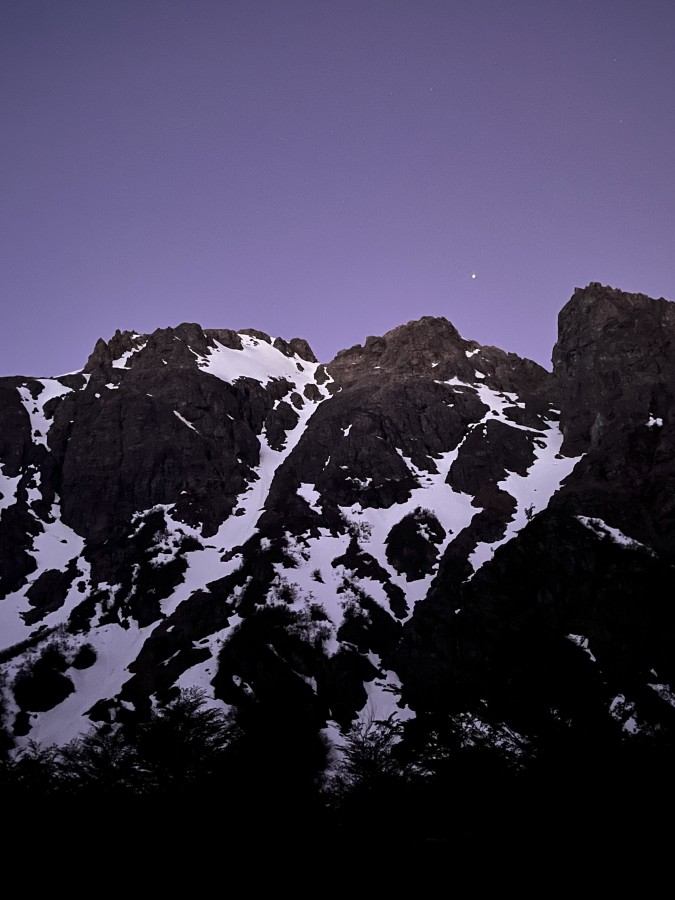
(2, 0, 675, 377)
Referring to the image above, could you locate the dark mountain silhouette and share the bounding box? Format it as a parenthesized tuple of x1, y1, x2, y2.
(1, 283, 674, 840)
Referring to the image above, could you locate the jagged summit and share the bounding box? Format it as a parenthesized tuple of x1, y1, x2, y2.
(552, 282, 675, 454)
(82, 285, 668, 387)
(327, 313, 550, 400)
(84, 322, 318, 376)
(555, 282, 675, 366)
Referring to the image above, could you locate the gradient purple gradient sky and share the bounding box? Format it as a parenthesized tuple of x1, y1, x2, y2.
(2, 0, 675, 376)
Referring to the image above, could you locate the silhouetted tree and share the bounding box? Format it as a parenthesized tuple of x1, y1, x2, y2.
(2, 740, 62, 799)
(129, 686, 238, 796)
(57, 726, 142, 796)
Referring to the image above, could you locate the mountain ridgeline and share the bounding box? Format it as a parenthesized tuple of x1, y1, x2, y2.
(1, 283, 674, 827)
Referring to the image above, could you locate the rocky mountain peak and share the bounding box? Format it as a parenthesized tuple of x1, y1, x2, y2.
(328, 315, 469, 386)
(553, 282, 675, 453)
(82, 336, 114, 373)
(82, 323, 319, 378)
(328, 313, 551, 401)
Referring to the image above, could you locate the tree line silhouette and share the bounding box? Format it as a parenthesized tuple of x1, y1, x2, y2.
(2, 685, 673, 852)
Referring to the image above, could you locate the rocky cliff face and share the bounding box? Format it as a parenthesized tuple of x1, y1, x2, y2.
(1, 283, 674, 773)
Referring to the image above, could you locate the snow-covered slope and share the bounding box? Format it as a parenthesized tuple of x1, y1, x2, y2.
(1, 287, 675, 773)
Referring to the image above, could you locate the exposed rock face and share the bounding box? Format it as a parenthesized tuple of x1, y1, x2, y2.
(551, 283, 675, 555)
(1, 285, 674, 777)
(49, 324, 323, 543)
(553, 283, 675, 454)
(328, 314, 550, 397)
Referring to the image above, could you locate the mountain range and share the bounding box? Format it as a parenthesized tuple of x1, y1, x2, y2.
(1, 281, 674, 836)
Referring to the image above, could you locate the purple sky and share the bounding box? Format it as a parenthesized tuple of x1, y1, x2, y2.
(2, 1, 675, 377)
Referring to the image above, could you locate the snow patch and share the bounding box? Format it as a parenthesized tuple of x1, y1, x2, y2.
(17, 379, 73, 447)
(112, 340, 148, 369)
(345, 475, 372, 490)
(14, 621, 156, 749)
(174, 614, 243, 711)
(0, 464, 21, 514)
(298, 483, 322, 513)
(577, 517, 656, 555)
(0, 502, 86, 649)
(361, 654, 415, 723)
(173, 410, 198, 432)
(648, 683, 675, 708)
(609, 694, 641, 734)
(337, 444, 477, 621)
(469, 426, 582, 573)
(566, 633, 597, 662)
(197, 333, 321, 388)
(432, 381, 585, 576)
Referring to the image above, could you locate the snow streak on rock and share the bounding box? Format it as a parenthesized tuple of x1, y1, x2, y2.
(173, 410, 198, 432)
(361, 653, 414, 723)
(174, 613, 243, 715)
(648, 682, 675, 708)
(566, 633, 597, 662)
(430, 377, 584, 576)
(17, 379, 73, 447)
(0, 501, 86, 649)
(577, 516, 657, 555)
(0, 463, 21, 513)
(111, 338, 147, 368)
(469, 419, 582, 573)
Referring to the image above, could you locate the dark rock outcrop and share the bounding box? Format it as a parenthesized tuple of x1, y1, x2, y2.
(554, 283, 675, 454)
